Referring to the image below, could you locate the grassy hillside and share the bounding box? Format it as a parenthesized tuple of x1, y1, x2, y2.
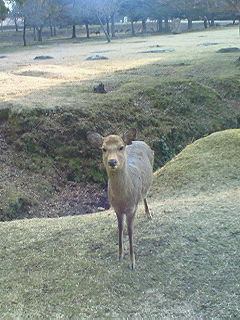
(0, 130, 239, 319)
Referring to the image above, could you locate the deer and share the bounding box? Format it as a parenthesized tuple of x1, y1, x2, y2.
(87, 128, 154, 270)
(91, 30, 100, 36)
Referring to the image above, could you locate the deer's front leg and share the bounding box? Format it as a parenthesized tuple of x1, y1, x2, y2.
(116, 213, 124, 261)
(126, 213, 136, 270)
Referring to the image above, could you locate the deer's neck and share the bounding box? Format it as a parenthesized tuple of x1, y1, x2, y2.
(107, 163, 131, 199)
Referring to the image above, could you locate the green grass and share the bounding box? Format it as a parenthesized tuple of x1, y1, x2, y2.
(0, 130, 239, 319)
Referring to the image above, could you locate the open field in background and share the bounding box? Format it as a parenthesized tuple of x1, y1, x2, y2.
(0, 26, 239, 105)
(0, 20, 235, 48)
(0, 129, 239, 319)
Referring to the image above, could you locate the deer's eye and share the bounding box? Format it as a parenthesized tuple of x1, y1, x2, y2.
(102, 148, 107, 152)
(119, 146, 124, 151)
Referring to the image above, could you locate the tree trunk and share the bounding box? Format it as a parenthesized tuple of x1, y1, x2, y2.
(37, 27, 42, 42)
(85, 23, 90, 38)
(157, 18, 163, 32)
(23, 18, 27, 46)
(187, 18, 192, 30)
(210, 14, 215, 27)
(111, 14, 115, 37)
(107, 22, 110, 36)
(131, 20, 135, 36)
(164, 16, 169, 33)
(106, 17, 110, 36)
(142, 19, 147, 33)
(14, 18, 18, 32)
(49, 20, 53, 37)
(97, 14, 111, 42)
(33, 27, 37, 41)
(203, 16, 208, 28)
(72, 24, 76, 38)
(53, 26, 56, 36)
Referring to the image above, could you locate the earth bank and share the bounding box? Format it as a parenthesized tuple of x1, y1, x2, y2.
(0, 77, 239, 221)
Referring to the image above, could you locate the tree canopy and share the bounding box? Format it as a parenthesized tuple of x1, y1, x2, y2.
(5, 0, 239, 45)
(0, 0, 8, 20)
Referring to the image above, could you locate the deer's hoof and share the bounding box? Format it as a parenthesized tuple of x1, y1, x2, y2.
(130, 263, 136, 270)
(119, 256, 123, 262)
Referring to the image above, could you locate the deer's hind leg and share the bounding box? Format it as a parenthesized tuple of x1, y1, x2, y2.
(144, 198, 152, 220)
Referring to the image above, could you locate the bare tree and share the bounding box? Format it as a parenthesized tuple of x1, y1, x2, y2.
(97, 0, 120, 37)
(0, 0, 8, 31)
(89, 0, 111, 42)
(8, 2, 22, 31)
(45, 0, 64, 36)
(224, 0, 240, 33)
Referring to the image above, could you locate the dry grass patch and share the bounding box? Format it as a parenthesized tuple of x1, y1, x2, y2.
(0, 27, 239, 103)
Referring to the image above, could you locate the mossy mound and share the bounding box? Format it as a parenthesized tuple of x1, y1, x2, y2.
(0, 185, 38, 221)
(152, 129, 240, 198)
(212, 77, 240, 101)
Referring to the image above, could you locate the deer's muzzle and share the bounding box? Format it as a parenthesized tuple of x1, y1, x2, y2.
(108, 159, 118, 168)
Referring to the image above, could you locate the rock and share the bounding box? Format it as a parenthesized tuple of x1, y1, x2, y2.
(217, 47, 240, 53)
(149, 45, 163, 48)
(93, 82, 107, 94)
(37, 46, 49, 49)
(85, 55, 108, 61)
(198, 42, 220, 46)
(92, 50, 115, 53)
(139, 49, 175, 54)
(129, 40, 147, 44)
(173, 63, 190, 67)
(34, 55, 54, 60)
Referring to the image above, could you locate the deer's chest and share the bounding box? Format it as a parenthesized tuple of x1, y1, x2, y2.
(108, 184, 141, 214)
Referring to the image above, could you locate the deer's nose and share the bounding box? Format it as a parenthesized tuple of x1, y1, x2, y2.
(108, 159, 117, 167)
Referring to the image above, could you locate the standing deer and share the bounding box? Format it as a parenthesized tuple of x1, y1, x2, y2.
(87, 128, 154, 269)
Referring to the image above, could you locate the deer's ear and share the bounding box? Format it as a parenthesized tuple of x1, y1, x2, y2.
(122, 128, 137, 145)
(87, 132, 104, 148)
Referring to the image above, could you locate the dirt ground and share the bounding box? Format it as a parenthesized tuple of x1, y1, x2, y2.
(0, 127, 109, 219)
(1, 27, 239, 103)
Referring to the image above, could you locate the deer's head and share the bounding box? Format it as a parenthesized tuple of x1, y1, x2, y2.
(87, 128, 136, 172)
